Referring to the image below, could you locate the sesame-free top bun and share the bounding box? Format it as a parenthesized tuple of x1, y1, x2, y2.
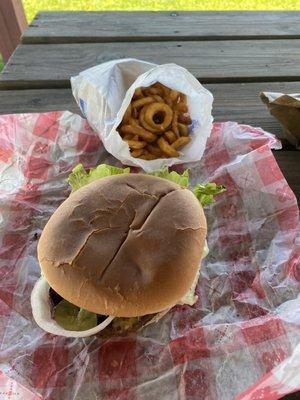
(37, 174, 207, 317)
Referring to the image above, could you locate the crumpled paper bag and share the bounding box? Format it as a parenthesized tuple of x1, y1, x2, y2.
(0, 112, 299, 400)
(71, 58, 213, 172)
(260, 92, 300, 149)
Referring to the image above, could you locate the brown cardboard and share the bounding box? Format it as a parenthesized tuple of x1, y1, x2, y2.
(260, 92, 300, 149)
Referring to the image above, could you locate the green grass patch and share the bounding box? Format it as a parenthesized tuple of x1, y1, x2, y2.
(23, 0, 300, 22)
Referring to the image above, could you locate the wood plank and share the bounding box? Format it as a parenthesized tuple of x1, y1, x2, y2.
(23, 11, 300, 44)
(282, 392, 300, 400)
(209, 82, 300, 137)
(0, 88, 80, 115)
(1, 40, 300, 89)
(1, 82, 300, 140)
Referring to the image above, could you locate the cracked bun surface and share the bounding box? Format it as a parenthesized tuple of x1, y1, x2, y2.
(38, 174, 207, 317)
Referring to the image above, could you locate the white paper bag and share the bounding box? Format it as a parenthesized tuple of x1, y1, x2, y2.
(71, 58, 213, 172)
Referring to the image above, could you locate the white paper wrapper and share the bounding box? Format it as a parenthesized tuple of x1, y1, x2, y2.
(71, 58, 213, 172)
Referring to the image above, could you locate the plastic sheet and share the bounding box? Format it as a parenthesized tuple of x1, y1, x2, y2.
(0, 111, 299, 400)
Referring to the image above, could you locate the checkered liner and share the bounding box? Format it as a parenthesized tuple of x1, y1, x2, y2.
(0, 112, 299, 400)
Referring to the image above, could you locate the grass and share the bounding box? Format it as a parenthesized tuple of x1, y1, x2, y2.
(23, 0, 300, 22)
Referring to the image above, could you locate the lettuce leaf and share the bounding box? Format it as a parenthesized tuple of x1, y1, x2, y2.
(112, 316, 140, 332)
(150, 167, 189, 187)
(67, 163, 130, 192)
(53, 300, 98, 331)
(193, 183, 226, 206)
(152, 168, 225, 205)
(67, 164, 225, 206)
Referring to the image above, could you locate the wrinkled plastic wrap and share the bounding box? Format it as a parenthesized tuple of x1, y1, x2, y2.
(0, 111, 299, 400)
(71, 59, 213, 172)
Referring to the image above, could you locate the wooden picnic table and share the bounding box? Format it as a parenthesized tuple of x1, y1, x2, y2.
(0, 11, 299, 204)
(0, 12, 299, 399)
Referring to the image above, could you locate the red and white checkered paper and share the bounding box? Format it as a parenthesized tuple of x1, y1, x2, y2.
(0, 111, 299, 400)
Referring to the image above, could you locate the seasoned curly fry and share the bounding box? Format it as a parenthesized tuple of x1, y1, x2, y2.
(133, 87, 144, 99)
(132, 97, 154, 110)
(146, 144, 163, 157)
(120, 124, 157, 142)
(175, 93, 188, 112)
(128, 117, 140, 127)
(132, 107, 138, 118)
(152, 95, 165, 103)
(131, 149, 145, 158)
(175, 102, 188, 112)
(143, 87, 162, 96)
(123, 104, 132, 123)
(171, 136, 191, 150)
(123, 134, 134, 140)
(178, 123, 189, 137)
(157, 137, 179, 158)
(144, 102, 173, 131)
(139, 107, 159, 133)
(171, 111, 179, 136)
(169, 90, 180, 103)
(117, 82, 192, 160)
(125, 139, 147, 149)
(178, 112, 192, 125)
(139, 150, 156, 160)
(164, 130, 177, 144)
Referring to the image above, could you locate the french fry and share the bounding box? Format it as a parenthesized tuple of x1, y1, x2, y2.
(164, 96, 173, 107)
(171, 136, 191, 150)
(152, 95, 165, 103)
(178, 123, 189, 137)
(139, 106, 159, 133)
(171, 111, 179, 136)
(143, 102, 173, 131)
(174, 102, 188, 112)
(161, 85, 170, 98)
(123, 134, 134, 140)
(120, 124, 157, 142)
(178, 93, 187, 105)
(125, 139, 146, 149)
(164, 130, 177, 144)
(175, 93, 188, 112)
(132, 97, 154, 110)
(128, 117, 140, 127)
(146, 144, 162, 157)
(157, 137, 179, 157)
(123, 103, 132, 123)
(143, 87, 161, 96)
(132, 107, 138, 119)
(118, 82, 191, 160)
(139, 150, 157, 160)
(178, 112, 192, 125)
(133, 87, 144, 99)
(131, 149, 144, 158)
(169, 90, 180, 103)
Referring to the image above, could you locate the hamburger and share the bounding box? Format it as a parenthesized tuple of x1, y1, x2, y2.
(31, 164, 224, 337)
